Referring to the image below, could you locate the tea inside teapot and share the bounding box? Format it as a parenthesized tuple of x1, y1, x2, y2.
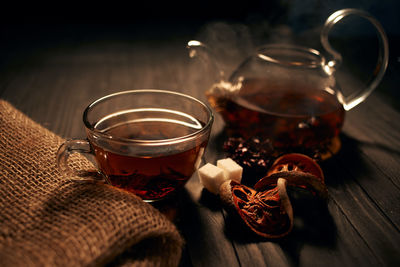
(206, 61, 345, 159)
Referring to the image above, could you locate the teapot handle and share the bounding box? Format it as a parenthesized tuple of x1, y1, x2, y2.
(321, 8, 389, 111)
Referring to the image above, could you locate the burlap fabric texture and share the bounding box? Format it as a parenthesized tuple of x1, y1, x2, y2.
(0, 100, 184, 267)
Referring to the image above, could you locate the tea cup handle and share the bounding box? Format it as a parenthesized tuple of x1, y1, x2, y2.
(56, 139, 105, 182)
(320, 8, 389, 110)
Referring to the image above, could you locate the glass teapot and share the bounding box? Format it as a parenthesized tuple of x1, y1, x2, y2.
(187, 9, 389, 159)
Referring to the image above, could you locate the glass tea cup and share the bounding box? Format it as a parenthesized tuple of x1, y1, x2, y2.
(56, 89, 214, 202)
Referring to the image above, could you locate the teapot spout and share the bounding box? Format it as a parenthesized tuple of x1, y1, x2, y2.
(187, 40, 225, 82)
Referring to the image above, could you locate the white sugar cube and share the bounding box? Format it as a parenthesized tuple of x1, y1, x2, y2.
(198, 163, 228, 195)
(217, 158, 243, 183)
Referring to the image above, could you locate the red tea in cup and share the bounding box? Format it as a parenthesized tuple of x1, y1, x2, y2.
(91, 111, 208, 200)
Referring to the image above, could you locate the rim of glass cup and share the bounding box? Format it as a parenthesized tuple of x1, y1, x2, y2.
(83, 89, 214, 145)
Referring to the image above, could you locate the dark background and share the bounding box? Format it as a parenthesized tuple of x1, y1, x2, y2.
(1, 1, 399, 40)
(1, 0, 399, 107)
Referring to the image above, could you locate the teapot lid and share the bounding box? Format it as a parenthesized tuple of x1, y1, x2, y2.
(256, 44, 325, 69)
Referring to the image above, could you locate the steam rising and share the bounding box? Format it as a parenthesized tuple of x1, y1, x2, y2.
(192, 20, 320, 78)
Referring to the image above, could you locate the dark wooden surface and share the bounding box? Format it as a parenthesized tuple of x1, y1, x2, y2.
(1, 7, 400, 266)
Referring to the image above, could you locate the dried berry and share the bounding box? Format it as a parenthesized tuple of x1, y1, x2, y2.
(223, 135, 342, 167)
(223, 137, 275, 185)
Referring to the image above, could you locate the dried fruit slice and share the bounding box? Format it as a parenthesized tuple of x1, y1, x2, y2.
(254, 171, 328, 199)
(256, 153, 328, 199)
(268, 153, 324, 182)
(220, 179, 293, 239)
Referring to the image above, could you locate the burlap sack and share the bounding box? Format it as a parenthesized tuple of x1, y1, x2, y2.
(0, 100, 184, 267)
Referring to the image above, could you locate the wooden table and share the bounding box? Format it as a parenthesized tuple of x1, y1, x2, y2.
(1, 22, 399, 267)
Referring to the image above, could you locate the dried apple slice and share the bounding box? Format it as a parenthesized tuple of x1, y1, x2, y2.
(220, 179, 293, 239)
